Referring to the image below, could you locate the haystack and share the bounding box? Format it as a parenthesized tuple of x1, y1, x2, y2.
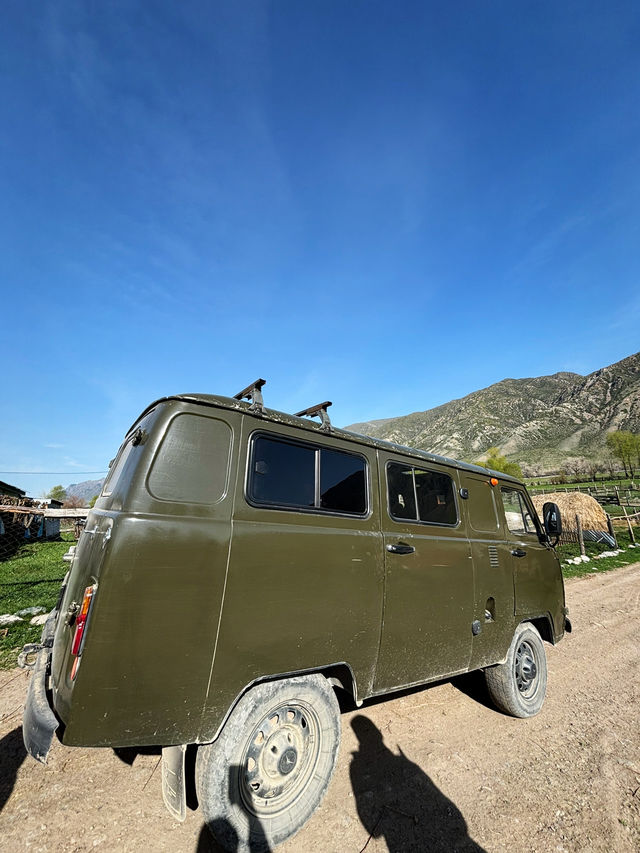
(531, 491, 608, 533)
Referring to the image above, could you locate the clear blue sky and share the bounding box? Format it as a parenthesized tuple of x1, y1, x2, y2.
(2, 1, 639, 497)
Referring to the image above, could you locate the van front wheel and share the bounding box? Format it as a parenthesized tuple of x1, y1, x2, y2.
(196, 674, 341, 852)
(484, 622, 547, 718)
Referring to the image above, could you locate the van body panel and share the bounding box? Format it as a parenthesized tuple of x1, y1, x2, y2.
(460, 473, 517, 671)
(373, 452, 474, 692)
(200, 421, 384, 740)
(52, 402, 241, 747)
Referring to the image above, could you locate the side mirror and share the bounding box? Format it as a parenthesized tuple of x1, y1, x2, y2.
(543, 502, 562, 538)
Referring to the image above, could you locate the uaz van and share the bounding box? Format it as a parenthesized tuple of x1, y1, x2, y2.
(22, 380, 569, 851)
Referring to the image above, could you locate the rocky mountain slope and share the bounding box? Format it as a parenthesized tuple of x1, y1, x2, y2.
(65, 479, 105, 504)
(346, 352, 640, 473)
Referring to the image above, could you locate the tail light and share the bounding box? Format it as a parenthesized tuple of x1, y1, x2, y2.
(70, 584, 96, 677)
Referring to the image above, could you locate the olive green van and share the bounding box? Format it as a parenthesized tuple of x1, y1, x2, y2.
(22, 380, 570, 851)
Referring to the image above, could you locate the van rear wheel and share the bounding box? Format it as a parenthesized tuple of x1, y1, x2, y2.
(484, 622, 547, 718)
(196, 674, 341, 852)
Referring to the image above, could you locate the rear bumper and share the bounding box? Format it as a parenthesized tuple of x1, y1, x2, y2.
(22, 616, 60, 763)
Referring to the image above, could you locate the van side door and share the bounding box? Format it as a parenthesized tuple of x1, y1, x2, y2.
(373, 453, 474, 693)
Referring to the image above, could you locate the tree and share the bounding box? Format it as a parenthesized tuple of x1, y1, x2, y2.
(475, 447, 523, 479)
(606, 431, 636, 478)
(585, 460, 600, 482)
(47, 484, 66, 502)
(63, 495, 86, 509)
(564, 457, 587, 480)
(89, 494, 99, 508)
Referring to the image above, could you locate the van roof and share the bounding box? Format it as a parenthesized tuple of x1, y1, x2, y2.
(137, 392, 522, 485)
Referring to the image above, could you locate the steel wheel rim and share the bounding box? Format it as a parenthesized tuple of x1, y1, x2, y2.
(514, 639, 540, 698)
(240, 700, 321, 817)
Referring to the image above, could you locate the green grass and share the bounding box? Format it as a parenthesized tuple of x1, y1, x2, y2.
(525, 477, 640, 492)
(528, 476, 638, 493)
(558, 527, 640, 578)
(0, 534, 72, 669)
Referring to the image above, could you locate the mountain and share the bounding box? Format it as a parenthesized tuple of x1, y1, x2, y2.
(65, 478, 105, 504)
(346, 352, 640, 473)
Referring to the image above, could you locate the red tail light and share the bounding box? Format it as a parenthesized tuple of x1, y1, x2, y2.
(71, 584, 96, 657)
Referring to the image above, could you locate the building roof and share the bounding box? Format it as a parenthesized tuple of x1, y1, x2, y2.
(0, 480, 26, 499)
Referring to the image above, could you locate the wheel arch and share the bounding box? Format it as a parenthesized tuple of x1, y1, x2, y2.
(522, 613, 555, 645)
(200, 661, 359, 746)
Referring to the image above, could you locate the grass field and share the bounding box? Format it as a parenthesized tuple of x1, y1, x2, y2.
(0, 534, 72, 668)
(557, 527, 639, 578)
(527, 476, 638, 493)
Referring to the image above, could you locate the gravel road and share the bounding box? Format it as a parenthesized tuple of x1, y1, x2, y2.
(1, 563, 639, 852)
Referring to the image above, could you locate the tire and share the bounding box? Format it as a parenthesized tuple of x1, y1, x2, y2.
(484, 622, 547, 718)
(196, 674, 341, 852)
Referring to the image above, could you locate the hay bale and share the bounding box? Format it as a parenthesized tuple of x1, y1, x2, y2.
(531, 491, 608, 533)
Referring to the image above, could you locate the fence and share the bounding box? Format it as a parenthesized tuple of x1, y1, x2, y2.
(558, 509, 639, 552)
(530, 482, 640, 502)
(0, 499, 88, 562)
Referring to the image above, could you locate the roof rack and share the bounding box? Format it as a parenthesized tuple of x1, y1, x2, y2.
(294, 401, 333, 430)
(234, 378, 266, 414)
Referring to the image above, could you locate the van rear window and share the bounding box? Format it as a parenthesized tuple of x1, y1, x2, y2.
(148, 414, 232, 504)
(248, 434, 367, 516)
(387, 461, 457, 526)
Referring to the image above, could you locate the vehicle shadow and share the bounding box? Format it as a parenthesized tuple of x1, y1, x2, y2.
(450, 669, 496, 713)
(0, 727, 27, 813)
(350, 715, 486, 852)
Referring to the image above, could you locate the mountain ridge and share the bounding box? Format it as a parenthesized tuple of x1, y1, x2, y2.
(346, 352, 640, 473)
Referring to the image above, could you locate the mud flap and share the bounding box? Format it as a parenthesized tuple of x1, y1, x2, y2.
(22, 647, 59, 763)
(162, 744, 187, 822)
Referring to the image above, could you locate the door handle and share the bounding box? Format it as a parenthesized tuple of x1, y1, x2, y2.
(511, 548, 527, 558)
(386, 543, 415, 555)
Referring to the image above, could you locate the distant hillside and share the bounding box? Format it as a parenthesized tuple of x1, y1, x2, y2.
(346, 352, 640, 474)
(66, 478, 105, 504)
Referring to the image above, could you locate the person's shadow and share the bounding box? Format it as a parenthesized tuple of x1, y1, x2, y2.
(350, 715, 486, 852)
(195, 763, 270, 852)
(0, 727, 27, 814)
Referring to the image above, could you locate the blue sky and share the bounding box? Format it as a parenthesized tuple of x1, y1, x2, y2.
(2, 1, 639, 497)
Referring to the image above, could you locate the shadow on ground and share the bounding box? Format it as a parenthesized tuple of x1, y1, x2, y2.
(0, 727, 27, 813)
(450, 669, 497, 713)
(194, 716, 485, 852)
(350, 715, 486, 852)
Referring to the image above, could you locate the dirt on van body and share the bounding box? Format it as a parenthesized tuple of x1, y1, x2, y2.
(1, 563, 639, 853)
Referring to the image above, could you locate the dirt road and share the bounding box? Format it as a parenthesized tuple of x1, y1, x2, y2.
(1, 564, 639, 852)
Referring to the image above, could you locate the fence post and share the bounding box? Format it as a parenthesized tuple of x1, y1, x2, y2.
(575, 514, 586, 557)
(606, 514, 618, 549)
(622, 507, 636, 546)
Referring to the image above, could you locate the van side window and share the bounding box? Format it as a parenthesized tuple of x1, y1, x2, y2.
(320, 448, 367, 514)
(250, 437, 315, 508)
(500, 488, 536, 534)
(386, 462, 416, 520)
(387, 462, 457, 526)
(249, 435, 367, 515)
